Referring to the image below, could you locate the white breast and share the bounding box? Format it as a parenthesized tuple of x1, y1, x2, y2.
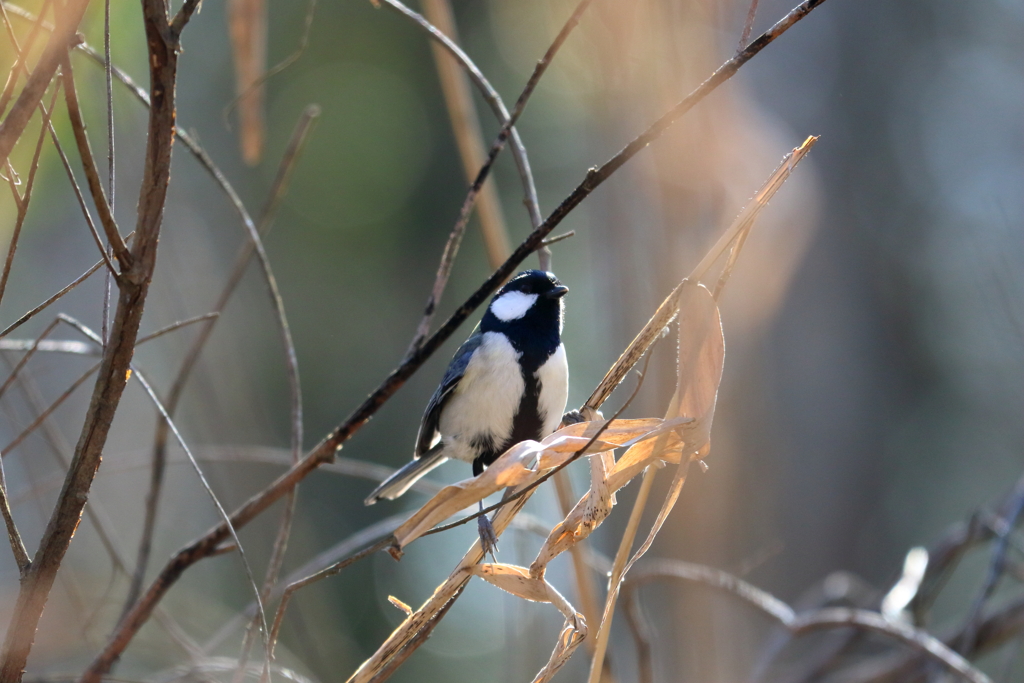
(438, 332, 524, 463)
(537, 343, 569, 436)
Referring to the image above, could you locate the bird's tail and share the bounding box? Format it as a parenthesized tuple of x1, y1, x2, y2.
(363, 444, 447, 505)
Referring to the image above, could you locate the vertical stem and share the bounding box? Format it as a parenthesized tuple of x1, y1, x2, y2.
(421, 0, 511, 269)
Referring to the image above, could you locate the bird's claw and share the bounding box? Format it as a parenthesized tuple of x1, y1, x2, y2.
(561, 409, 587, 426)
(478, 515, 499, 559)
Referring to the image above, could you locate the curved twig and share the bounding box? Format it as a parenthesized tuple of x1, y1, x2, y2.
(404, 0, 595, 355)
(625, 561, 992, 683)
(83, 0, 832, 674)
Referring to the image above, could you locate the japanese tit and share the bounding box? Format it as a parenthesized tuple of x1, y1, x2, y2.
(365, 270, 569, 505)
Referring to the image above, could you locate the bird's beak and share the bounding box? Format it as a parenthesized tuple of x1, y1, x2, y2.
(544, 285, 569, 299)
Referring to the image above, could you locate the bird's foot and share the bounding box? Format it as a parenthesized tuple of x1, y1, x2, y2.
(561, 409, 587, 426)
(477, 515, 499, 560)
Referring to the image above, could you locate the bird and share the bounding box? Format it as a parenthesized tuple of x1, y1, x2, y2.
(365, 270, 570, 547)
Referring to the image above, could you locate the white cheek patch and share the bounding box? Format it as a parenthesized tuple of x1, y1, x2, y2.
(490, 291, 538, 321)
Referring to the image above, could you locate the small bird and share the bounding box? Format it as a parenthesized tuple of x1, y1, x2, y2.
(365, 270, 570, 546)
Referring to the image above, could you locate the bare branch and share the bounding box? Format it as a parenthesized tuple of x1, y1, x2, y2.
(376, 0, 541, 225)
(0, 0, 89, 169)
(128, 368, 271, 670)
(0, 350, 205, 661)
(0, 259, 105, 340)
(0, 0, 53, 118)
(1, 362, 99, 455)
(136, 313, 220, 344)
(739, 0, 761, 50)
(266, 536, 396, 665)
(0, 0, 180, 675)
(45, 108, 120, 278)
(421, 0, 512, 270)
(60, 55, 131, 270)
(85, 0, 831, 671)
(122, 105, 318, 624)
(170, 0, 204, 35)
(0, 454, 29, 576)
(956, 470, 1024, 652)
(401, 0, 594, 354)
(790, 609, 990, 683)
(0, 78, 60, 307)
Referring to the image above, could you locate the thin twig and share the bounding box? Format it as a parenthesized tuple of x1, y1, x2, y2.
(206, 512, 410, 655)
(1, 361, 99, 455)
(60, 55, 131, 270)
(102, 0, 115, 344)
(222, 0, 317, 136)
(541, 231, 575, 247)
(739, 0, 761, 51)
(0, 0, 181, 676)
(170, 0, 204, 35)
(957, 471, 1024, 653)
(403, 0, 593, 354)
(128, 367, 272, 670)
(266, 536, 396, 664)
(623, 561, 992, 683)
(790, 609, 990, 683)
(121, 106, 318, 623)
(0, 0, 89, 169)
(420, 0, 512, 270)
(0, 350, 205, 661)
(136, 313, 221, 344)
(0, 259, 105, 339)
(0, 317, 60, 401)
(0, 0, 53, 119)
(377, 0, 540, 231)
(45, 105, 120, 278)
(0, 80, 59, 307)
(0, 452, 29, 576)
(86, 0, 831, 671)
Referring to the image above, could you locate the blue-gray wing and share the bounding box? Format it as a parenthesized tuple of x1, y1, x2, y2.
(414, 329, 484, 457)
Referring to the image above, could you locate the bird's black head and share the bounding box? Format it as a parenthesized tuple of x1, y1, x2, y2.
(481, 270, 567, 357)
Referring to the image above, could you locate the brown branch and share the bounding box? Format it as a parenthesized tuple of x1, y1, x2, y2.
(0, 351, 205, 661)
(0, 38, 60, 308)
(122, 105, 318, 622)
(0, 454, 29, 576)
(403, 0, 593, 354)
(0, 0, 53, 118)
(739, 0, 761, 51)
(170, 0, 203, 35)
(47, 119, 120, 278)
(0, 259, 105, 339)
(421, 0, 512, 271)
(266, 536, 396, 665)
(205, 512, 410, 654)
(0, 0, 179, 677)
(59, 55, 131, 270)
(0, 0, 89, 169)
(84, 0, 831, 672)
(377, 0, 541, 231)
(128, 368, 271, 663)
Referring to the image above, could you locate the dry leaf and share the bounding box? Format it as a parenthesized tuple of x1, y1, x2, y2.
(531, 618, 587, 683)
(466, 563, 553, 604)
(392, 418, 671, 548)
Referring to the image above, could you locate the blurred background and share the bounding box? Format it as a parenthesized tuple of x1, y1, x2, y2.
(0, 0, 1022, 681)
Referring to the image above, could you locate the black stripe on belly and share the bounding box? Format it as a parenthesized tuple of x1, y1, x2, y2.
(472, 367, 544, 474)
